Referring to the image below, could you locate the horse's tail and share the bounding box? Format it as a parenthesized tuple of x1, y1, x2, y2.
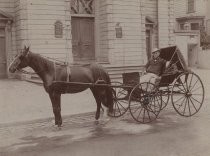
(90, 63, 113, 113)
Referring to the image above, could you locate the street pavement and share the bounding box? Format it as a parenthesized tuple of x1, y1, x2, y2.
(0, 68, 210, 156)
(0, 79, 96, 125)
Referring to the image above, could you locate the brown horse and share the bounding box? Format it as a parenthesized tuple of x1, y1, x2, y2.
(9, 46, 113, 127)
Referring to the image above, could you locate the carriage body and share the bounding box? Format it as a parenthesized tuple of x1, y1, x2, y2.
(112, 46, 205, 123)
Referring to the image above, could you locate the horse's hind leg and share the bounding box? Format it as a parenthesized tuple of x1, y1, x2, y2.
(49, 92, 62, 127)
(90, 88, 101, 120)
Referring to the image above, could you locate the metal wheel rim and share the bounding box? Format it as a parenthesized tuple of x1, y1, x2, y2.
(109, 81, 129, 117)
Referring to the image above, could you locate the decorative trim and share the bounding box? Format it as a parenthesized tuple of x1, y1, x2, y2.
(0, 10, 13, 20)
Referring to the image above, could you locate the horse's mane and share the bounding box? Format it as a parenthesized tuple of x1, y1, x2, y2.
(29, 52, 54, 70)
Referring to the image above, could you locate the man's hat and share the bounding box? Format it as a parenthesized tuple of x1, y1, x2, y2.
(152, 48, 160, 53)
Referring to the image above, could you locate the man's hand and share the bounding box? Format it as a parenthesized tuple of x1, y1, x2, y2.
(166, 61, 170, 68)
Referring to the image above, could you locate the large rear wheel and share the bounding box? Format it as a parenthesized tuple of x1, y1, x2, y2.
(171, 72, 204, 117)
(129, 82, 162, 123)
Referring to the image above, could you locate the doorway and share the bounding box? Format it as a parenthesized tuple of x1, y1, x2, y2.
(146, 29, 152, 60)
(0, 28, 6, 78)
(188, 44, 198, 67)
(71, 17, 95, 63)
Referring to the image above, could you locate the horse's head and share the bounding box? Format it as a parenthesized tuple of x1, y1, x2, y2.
(9, 46, 30, 73)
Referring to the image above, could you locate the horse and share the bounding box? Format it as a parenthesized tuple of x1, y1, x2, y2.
(9, 46, 113, 127)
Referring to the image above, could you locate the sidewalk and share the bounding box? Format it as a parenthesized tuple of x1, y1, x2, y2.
(0, 68, 209, 125)
(0, 79, 96, 124)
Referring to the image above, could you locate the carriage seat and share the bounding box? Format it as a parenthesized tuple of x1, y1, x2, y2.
(155, 63, 180, 87)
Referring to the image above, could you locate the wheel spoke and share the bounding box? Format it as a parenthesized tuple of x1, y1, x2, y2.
(182, 98, 188, 115)
(116, 101, 122, 115)
(136, 106, 143, 121)
(174, 84, 186, 93)
(177, 96, 187, 111)
(189, 97, 198, 112)
(191, 96, 203, 105)
(187, 98, 192, 116)
(116, 100, 127, 110)
(143, 109, 146, 123)
(191, 86, 202, 93)
(132, 102, 142, 114)
(173, 95, 185, 104)
(189, 79, 199, 92)
(185, 74, 189, 90)
(189, 73, 193, 88)
(146, 108, 151, 121)
(178, 77, 188, 92)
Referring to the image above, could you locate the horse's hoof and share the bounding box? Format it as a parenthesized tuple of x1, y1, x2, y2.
(57, 125, 62, 130)
(94, 120, 99, 125)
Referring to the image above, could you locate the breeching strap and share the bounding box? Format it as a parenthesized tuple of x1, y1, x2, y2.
(66, 66, 71, 82)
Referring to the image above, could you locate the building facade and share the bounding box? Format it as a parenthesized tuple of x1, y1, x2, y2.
(174, 0, 210, 67)
(0, 0, 175, 79)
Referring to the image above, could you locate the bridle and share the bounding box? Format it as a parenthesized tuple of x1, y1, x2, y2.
(17, 68, 43, 75)
(12, 51, 44, 75)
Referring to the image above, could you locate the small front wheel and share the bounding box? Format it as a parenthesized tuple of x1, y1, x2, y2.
(109, 82, 129, 117)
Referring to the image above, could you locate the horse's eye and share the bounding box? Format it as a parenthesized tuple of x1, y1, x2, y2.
(19, 55, 24, 60)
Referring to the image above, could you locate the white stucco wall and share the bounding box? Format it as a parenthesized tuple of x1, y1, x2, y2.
(175, 31, 200, 66)
(198, 50, 210, 69)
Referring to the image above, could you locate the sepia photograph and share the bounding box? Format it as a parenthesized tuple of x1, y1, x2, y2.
(0, 0, 210, 155)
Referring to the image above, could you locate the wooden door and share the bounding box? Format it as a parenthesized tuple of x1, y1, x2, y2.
(0, 28, 6, 78)
(71, 17, 95, 62)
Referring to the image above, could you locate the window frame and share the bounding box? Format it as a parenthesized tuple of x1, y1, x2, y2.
(187, 0, 196, 13)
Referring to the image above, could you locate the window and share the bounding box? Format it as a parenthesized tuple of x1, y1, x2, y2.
(180, 23, 185, 30)
(71, 0, 94, 14)
(191, 23, 199, 30)
(187, 0, 195, 13)
(54, 21, 63, 38)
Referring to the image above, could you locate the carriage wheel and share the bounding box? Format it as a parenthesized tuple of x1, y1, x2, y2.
(171, 72, 204, 117)
(109, 82, 129, 117)
(160, 86, 170, 110)
(129, 82, 162, 123)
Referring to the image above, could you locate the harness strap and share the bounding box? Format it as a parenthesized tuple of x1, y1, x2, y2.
(54, 61, 57, 81)
(66, 66, 71, 82)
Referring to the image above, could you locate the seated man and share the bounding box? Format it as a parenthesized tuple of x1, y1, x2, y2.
(141, 48, 169, 84)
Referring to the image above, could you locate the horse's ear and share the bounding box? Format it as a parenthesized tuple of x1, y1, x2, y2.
(23, 46, 30, 56)
(26, 46, 30, 52)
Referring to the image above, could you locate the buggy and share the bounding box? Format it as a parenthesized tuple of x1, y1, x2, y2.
(110, 46, 205, 123)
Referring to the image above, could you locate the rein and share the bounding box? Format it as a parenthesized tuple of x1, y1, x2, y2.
(17, 69, 44, 75)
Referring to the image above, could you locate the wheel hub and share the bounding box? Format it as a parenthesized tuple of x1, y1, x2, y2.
(185, 91, 192, 97)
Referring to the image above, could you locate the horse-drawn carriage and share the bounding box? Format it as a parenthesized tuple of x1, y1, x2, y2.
(9, 46, 205, 126)
(110, 46, 205, 123)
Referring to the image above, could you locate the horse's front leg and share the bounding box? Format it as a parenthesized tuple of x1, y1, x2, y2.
(95, 99, 101, 120)
(49, 92, 62, 127)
